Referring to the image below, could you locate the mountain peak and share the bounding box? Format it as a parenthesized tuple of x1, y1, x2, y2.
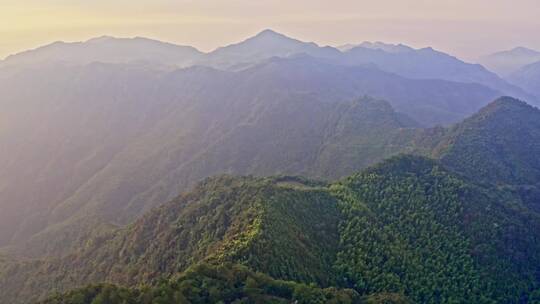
(205, 29, 338, 68)
(256, 29, 282, 37)
(466, 96, 538, 123)
(510, 46, 540, 56)
(479, 96, 533, 114)
(2, 35, 202, 67)
(434, 95, 540, 186)
(365, 154, 439, 176)
(248, 29, 300, 44)
(486, 47, 540, 57)
(86, 35, 116, 43)
(212, 29, 306, 52)
(479, 47, 540, 76)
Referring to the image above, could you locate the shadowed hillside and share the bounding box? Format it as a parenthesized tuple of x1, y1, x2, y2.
(0, 57, 503, 258)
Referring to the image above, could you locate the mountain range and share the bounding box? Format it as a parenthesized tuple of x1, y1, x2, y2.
(2, 29, 540, 303)
(1, 30, 537, 104)
(0, 36, 203, 69)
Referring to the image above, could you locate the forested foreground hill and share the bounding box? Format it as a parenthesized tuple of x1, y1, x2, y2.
(4, 155, 540, 303)
(39, 263, 378, 304)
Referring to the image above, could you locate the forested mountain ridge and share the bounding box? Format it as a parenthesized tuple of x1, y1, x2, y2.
(4, 155, 540, 303)
(332, 156, 540, 303)
(0, 175, 344, 302)
(409, 96, 540, 215)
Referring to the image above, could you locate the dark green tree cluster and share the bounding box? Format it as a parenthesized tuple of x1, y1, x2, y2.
(331, 157, 486, 303)
(331, 155, 540, 303)
(428, 97, 540, 186)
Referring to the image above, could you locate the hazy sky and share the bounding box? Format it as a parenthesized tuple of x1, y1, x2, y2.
(1, 0, 539, 61)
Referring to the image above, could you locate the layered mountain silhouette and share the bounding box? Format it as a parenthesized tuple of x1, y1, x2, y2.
(338, 41, 414, 53)
(508, 61, 540, 99)
(0, 55, 506, 258)
(480, 47, 540, 76)
(1, 30, 536, 104)
(0, 36, 203, 68)
(337, 43, 534, 102)
(202, 29, 340, 69)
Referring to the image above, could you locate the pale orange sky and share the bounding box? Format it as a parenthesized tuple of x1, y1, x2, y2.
(1, 0, 539, 61)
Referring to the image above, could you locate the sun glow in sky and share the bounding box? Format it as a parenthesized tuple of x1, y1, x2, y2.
(1, 0, 539, 60)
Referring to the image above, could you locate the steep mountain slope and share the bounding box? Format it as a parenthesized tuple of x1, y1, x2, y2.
(0, 36, 203, 68)
(507, 61, 540, 98)
(3, 156, 540, 303)
(420, 97, 540, 186)
(0, 175, 343, 302)
(409, 97, 540, 216)
(479, 47, 540, 76)
(0, 63, 169, 250)
(0, 57, 502, 258)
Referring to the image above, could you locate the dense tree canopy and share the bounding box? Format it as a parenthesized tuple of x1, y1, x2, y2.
(40, 263, 368, 304)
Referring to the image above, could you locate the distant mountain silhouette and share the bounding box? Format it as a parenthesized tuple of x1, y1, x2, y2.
(0, 36, 203, 68)
(340, 41, 414, 53)
(507, 60, 540, 98)
(338, 44, 536, 103)
(202, 29, 340, 69)
(2, 30, 535, 104)
(479, 47, 540, 76)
